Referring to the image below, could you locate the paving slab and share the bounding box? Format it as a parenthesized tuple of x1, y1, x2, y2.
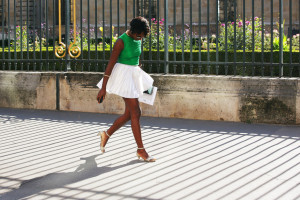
(0, 108, 299, 200)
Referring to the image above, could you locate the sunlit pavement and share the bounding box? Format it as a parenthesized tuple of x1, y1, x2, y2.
(0, 107, 299, 200)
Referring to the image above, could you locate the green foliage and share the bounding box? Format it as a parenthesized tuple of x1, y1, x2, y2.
(1, 49, 299, 77)
(10, 23, 47, 50)
(6, 17, 300, 53)
(13, 25, 29, 49)
(218, 17, 299, 51)
(143, 18, 198, 51)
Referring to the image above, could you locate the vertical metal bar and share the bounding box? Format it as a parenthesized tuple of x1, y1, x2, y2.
(110, 0, 112, 55)
(189, 0, 192, 74)
(33, 0, 36, 70)
(58, 0, 62, 71)
(2, 0, 5, 70)
(157, 0, 160, 73)
(27, 0, 30, 70)
(173, 0, 176, 73)
(141, 0, 144, 16)
(199, 0, 202, 74)
(20, 0, 23, 70)
(53, 0, 56, 71)
(224, 0, 228, 75)
(102, 0, 105, 71)
(251, 0, 255, 76)
(14, 0, 17, 70)
(299, 0, 300, 77)
(133, 0, 136, 17)
(40, 0, 43, 70)
(149, 0, 152, 73)
(65, 0, 71, 71)
(141, 0, 144, 62)
(8, 0, 11, 70)
(242, 0, 246, 76)
(125, 0, 127, 31)
(81, 0, 83, 71)
(95, 0, 98, 71)
(289, 0, 293, 77)
(215, 0, 218, 75)
(270, 0, 274, 76)
(164, 0, 169, 74)
(234, 0, 237, 75)
(46, 0, 49, 71)
(181, 0, 184, 73)
(261, 0, 264, 76)
(117, 0, 120, 36)
(207, 0, 210, 74)
(279, 0, 283, 77)
(56, 74, 60, 110)
(88, 0, 91, 71)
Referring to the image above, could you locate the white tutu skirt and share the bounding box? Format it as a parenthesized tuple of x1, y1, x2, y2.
(97, 63, 154, 99)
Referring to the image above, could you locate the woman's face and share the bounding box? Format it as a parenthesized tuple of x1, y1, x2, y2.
(131, 32, 145, 41)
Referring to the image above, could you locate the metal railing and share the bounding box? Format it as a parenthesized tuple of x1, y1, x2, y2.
(0, 0, 299, 77)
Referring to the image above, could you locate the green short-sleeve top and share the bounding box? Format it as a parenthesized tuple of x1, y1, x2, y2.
(117, 32, 141, 66)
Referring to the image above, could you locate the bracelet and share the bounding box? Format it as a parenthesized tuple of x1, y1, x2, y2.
(104, 74, 110, 78)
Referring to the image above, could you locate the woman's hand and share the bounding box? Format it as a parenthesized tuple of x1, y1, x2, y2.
(97, 89, 106, 104)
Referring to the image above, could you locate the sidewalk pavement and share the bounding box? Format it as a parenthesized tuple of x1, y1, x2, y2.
(0, 107, 299, 200)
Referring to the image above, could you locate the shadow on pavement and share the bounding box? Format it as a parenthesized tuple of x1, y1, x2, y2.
(1, 155, 140, 200)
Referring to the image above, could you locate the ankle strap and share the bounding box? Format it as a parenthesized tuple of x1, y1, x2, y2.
(105, 131, 110, 138)
(137, 147, 144, 150)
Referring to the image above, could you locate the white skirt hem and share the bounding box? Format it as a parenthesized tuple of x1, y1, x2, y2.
(97, 63, 154, 99)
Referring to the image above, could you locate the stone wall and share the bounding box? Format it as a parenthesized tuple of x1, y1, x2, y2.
(0, 71, 299, 125)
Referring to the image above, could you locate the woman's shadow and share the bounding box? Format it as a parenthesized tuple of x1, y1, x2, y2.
(1, 155, 140, 200)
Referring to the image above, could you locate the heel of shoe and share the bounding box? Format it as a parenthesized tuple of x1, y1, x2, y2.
(136, 153, 141, 159)
(100, 146, 105, 154)
(136, 149, 156, 162)
(98, 131, 110, 154)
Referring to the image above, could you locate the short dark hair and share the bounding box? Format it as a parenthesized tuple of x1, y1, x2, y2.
(129, 16, 150, 36)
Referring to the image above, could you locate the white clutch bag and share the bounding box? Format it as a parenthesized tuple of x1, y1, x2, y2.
(138, 86, 157, 106)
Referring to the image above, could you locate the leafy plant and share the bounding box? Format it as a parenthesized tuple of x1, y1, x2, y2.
(12, 25, 29, 49)
(219, 17, 263, 51)
(143, 18, 198, 51)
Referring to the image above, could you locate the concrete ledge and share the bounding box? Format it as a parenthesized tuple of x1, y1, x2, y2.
(0, 71, 299, 124)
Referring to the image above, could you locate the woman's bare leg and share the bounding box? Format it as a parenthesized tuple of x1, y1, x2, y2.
(123, 98, 150, 159)
(101, 101, 131, 148)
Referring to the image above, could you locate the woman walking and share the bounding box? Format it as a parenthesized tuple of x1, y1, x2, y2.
(96, 17, 155, 162)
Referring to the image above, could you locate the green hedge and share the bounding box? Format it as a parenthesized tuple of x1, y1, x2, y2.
(0, 48, 299, 77)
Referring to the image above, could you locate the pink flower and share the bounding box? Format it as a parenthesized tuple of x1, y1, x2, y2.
(161, 18, 165, 21)
(151, 18, 155, 21)
(221, 23, 225, 27)
(238, 21, 243, 27)
(232, 22, 235, 25)
(246, 21, 250, 25)
(254, 17, 258, 21)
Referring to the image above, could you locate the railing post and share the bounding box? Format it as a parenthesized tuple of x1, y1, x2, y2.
(164, 0, 169, 74)
(279, 0, 283, 77)
(65, 0, 71, 71)
(207, 0, 210, 75)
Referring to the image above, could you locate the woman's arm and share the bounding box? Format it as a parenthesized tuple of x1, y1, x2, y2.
(101, 39, 124, 89)
(97, 39, 124, 103)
